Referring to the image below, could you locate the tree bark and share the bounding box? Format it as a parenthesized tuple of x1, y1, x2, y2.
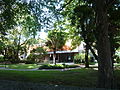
(109, 33, 115, 68)
(53, 50, 56, 65)
(95, 0, 114, 88)
(85, 44, 89, 68)
(16, 34, 21, 61)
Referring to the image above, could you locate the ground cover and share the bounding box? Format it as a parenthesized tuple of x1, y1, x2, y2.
(0, 64, 40, 69)
(0, 68, 97, 88)
(0, 64, 80, 69)
(0, 67, 120, 88)
(39, 64, 79, 69)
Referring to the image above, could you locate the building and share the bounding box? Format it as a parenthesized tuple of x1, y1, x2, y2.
(44, 41, 85, 63)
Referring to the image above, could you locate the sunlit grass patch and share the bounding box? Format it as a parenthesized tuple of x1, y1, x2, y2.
(6, 64, 40, 69)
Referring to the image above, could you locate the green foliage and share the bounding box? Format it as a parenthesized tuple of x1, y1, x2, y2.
(46, 29, 68, 50)
(39, 64, 80, 69)
(74, 53, 85, 60)
(0, 55, 4, 62)
(24, 60, 36, 64)
(115, 52, 120, 63)
(0, 0, 16, 33)
(27, 47, 47, 63)
(74, 53, 90, 64)
(31, 47, 47, 54)
(64, 64, 80, 68)
(0, 1, 39, 62)
(29, 0, 63, 31)
(27, 54, 37, 62)
(39, 64, 64, 69)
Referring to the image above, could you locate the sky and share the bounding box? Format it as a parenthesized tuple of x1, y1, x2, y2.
(20, 0, 63, 40)
(39, 31, 47, 40)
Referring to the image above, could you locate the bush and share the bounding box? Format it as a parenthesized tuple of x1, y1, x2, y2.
(39, 64, 51, 69)
(65, 64, 79, 68)
(74, 59, 81, 64)
(74, 53, 91, 64)
(27, 54, 36, 61)
(89, 62, 96, 65)
(25, 60, 35, 64)
(39, 64, 80, 69)
(9, 60, 20, 64)
(0, 55, 4, 63)
(39, 64, 64, 69)
(18, 60, 35, 64)
(115, 55, 120, 63)
(27, 53, 44, 63)
(53, 64, 64, 69)
(74, 53, 84, 64)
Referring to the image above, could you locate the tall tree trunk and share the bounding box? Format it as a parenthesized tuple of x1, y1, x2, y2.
(110, 34, 115, 68)
(16, 34, 21, 61)
(95, 0, 114, 88)
(53, 50, 56, 65)
(80, 24, 98, 61)
(85, 44, 89, 68)
(4, 48, 7, 68)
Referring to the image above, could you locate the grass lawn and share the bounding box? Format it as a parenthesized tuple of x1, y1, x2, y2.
(0, 64, 40, 69)
(0, 68, 120, 88)
(0, 68, 97, 88)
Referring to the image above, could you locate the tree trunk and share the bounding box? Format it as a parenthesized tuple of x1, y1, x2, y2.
(53, 50, 56, 65)
(95, 0, 114, 88)
(109, 34, 115, 68)
(89, 46, 98, 60)
(16, 34, 21, 61)
(80, 23, 98, 61)
(85, 44, 89, 68)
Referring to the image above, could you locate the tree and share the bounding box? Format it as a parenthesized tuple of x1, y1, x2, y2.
(61, 0, 118, 88)
(108, 0, 120, 64)
(29, 0, 63, 31)
(0, 0, 16, 34)
(46, 29, 68, 65)
(0, 1, 39, 63)
(62, 1, 97, 68)
(95, 0, 114, 88)
(28, 47, 47, 63)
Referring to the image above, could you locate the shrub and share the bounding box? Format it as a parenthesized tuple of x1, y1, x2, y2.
(0, 55, 4, 63)
(39, 64, 64, 69)
(89, 62, 96, 65)
(74, 59, 81, 64)
(27, 53, 45, 63)
(39, 64, 80, 69)
(115, 51, 120, 63)
(9, 60, 20, 64)
(74, 53, 91, 64)
(52, 64, 64, 69)
(27, 54, 36, 61)
(25, 60, 35, 64)
(74, 53, 84, 64)
(39, 64, 51, 69)
(65, 64, 79, 68)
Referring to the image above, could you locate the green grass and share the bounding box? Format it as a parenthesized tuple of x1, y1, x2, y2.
(0, 68, 120, 88)
(0, 65, 6, 67)
(0, 64, 40, 69)
(0, 68, 97, 87)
